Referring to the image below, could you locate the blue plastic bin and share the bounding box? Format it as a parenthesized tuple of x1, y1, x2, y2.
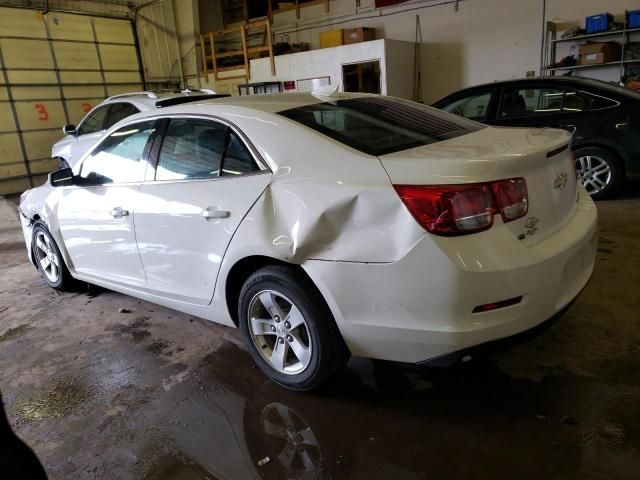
(586, 13, 613, 34)
(628, 10, 640, 29)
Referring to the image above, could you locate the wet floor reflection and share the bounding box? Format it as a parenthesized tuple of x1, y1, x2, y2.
(137, 341, 639, 480)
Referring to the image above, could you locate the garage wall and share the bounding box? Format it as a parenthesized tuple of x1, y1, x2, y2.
(263, 0, 640, 103)
(0, 0, 130, 17)
(0, 5, 142, 195)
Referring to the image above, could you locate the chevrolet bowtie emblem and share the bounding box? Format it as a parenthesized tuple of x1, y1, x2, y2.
(554, 172, 568, 190)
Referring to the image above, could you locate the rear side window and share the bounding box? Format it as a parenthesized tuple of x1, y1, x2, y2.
(156, 119, 228, 181)
(562, 90, 592, 112)
(222, 131, 261, 176)
(80, 120, 156, 184)
(105, 102, 140, 129)
(279, 97, 483, 156)
(585, 92, 619, 110)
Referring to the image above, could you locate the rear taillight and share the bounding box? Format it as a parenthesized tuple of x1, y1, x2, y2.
(394, 178, 528, 236)
(491, 178, 528, 222)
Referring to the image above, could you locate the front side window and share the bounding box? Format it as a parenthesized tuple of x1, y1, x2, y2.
(441, 91, 492, 121)
(105, 102, 140, 129)
(500, 87, 564, 118)
(77, 105, 109, 136)
(279, 97, 483, 156)
(80, 120, 156, 184)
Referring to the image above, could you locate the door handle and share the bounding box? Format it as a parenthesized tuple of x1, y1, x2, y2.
(110, 207, 129, 218)
(201, 207, 230, 219)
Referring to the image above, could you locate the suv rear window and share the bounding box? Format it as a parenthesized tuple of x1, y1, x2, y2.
(279, 97, 483, 156)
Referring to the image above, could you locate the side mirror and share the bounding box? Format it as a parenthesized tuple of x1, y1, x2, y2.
(62, 124, 76, 135)
(49, 167, 75, 187)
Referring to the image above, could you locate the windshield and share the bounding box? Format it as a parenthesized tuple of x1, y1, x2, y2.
(278, 97, 484, 156)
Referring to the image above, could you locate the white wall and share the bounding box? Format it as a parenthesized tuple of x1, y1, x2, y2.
(263, 0, 640, 102)
(238, 39, 414, 98)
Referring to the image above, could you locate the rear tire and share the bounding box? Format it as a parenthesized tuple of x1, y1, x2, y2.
(574, 146, 622, 200)
(32, 222, 75, 291)
(238, 265, 350, 391)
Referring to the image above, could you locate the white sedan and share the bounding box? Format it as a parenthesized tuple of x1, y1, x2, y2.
(19, 93, 598, 390)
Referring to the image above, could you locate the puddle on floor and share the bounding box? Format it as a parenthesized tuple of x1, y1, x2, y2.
(0, 323, 31, 342)
(106, 316, 151, 343)
(142, 453, 219, 480)
(13, 376, 92, 423)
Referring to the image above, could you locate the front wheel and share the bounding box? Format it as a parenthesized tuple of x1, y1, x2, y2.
(238, 265, 350, 391)
(32, 223, 74, 290)
(574, 147, 622, 200)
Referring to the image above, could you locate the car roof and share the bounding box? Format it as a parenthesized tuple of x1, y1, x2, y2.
(181, 92, 373, 114)
(434, 76, 640, 103)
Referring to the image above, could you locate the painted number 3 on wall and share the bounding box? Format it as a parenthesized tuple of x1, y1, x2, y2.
(34, 103, 49, 121)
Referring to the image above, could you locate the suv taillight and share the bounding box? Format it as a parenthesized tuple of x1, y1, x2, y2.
(394, 178, 528, 236)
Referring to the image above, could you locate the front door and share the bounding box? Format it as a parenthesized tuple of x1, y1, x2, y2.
(136, 117, 271, 305)
(57, 119, 158, 288)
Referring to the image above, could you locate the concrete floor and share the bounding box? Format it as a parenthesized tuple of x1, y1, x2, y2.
(0, 185, 639, 480)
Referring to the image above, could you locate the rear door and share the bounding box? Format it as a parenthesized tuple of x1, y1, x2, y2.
(135, 116, 271, 305)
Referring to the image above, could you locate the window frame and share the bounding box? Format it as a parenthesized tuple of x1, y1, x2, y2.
(144, 114, 270, 184)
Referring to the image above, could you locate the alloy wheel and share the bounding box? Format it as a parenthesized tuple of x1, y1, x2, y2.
(34, 231, 60, 283)
(576, 155, 611, 195)
(248, 290, 312, 375)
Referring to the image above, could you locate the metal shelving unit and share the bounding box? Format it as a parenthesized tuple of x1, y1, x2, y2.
(546, 58, 640, 72)
(544, 22, 640, 80)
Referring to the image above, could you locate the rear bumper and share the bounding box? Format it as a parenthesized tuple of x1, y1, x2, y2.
(304, 188, 598, 363)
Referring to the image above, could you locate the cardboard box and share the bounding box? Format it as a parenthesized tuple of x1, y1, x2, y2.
(579, 42, 621, 65)
(343, 27, 376, 45)
(320, 29, 343, 49)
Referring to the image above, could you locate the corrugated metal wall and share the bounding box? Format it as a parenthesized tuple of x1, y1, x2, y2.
(0, 0, 130, 17)
(135, 0, 182, 85)
(0, 5, 142, 195)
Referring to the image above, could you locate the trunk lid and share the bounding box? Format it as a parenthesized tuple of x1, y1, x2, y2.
(379, 126, 577, 245)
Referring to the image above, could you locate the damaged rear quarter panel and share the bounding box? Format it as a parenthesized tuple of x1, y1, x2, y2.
(217, 107, 425, 265)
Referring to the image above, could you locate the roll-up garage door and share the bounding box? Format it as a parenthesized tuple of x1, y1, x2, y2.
(0, 7, 142, 195)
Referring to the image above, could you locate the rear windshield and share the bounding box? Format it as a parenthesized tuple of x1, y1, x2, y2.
(278, 97, 483, 156)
